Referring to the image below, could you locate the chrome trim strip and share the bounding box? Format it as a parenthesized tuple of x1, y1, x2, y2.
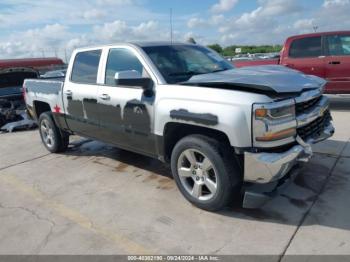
(296, 96, 329, 127)
(295, 88, 322, 104)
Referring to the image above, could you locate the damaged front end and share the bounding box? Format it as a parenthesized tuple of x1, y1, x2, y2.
(0, 67, 38, 132)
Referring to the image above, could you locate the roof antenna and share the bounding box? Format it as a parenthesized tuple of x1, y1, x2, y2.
(170, 8, 173, 44)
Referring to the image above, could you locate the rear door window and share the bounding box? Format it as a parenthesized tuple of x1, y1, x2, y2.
(289, 36, 322, 58)
(71, 50, 102, 84)
(326, 35, 350, 56)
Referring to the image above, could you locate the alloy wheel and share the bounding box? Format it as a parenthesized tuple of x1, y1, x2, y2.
(177, 149, 218, 201)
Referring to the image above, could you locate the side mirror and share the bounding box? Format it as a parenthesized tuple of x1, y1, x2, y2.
(114, 70, 153, 95)
(114, 70, 142, 80)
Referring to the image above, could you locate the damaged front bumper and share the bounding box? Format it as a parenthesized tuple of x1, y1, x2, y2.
(242, 121, 335, 208)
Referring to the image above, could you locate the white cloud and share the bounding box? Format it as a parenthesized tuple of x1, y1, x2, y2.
(323, 0, 350, 7)
(1, 0, 350, 59)
(293, 19, 315, 30)
(218, 0, 303, 45)
(257, 0, 302, 16)
(211, 15, 225, 25)
(82, 9, 106, 20)
(187, 18, 207, 28)
(187, 15, 227, 29)
(93, 20, 167, 43)
(211, 0, 239, 13)
(0, 23, 73, 59)
(96, 0, 133, 5)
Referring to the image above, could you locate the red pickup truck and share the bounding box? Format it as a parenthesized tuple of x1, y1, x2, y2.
(233, 31, 350, 94)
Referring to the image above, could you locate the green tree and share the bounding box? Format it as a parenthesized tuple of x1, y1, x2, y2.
(207, 44, 223, 54)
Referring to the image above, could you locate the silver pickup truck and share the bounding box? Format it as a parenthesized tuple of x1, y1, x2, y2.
(24, 42, 334, 211)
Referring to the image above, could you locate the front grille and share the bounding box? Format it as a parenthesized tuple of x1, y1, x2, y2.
(297, 110, 331, 140)
(295, 96, 322, 115)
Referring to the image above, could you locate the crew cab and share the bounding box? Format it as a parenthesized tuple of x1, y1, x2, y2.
(233, 31, 350, 94)
(24, 42, 334, 211)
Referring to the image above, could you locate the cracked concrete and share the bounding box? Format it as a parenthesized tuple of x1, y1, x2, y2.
(0, 97, 349, 256)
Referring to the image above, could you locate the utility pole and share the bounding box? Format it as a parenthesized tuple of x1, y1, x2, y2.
(64, 48, 68, 63)
(313, 25, 318, 32)
(170, 8, 173, 44)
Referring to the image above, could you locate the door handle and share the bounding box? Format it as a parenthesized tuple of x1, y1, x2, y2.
(64, 90, 72, 96)
(99, 94, 110, 100)
(329, 61, 341, 65)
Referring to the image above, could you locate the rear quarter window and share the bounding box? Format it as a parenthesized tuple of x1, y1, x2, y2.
(289, 36, 322, 58)
(327, 34, 350, 56)
(71, 50, 102, 84)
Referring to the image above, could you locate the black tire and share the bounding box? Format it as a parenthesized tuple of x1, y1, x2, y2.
(38, 112, 69, 153)
(171, 134, 241, 211)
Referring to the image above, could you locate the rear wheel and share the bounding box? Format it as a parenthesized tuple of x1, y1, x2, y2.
(171, 135, 241, 211)
(39, 112, 69, 153)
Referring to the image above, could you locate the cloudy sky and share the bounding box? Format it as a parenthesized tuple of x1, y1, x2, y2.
(0, 0, 349, 60)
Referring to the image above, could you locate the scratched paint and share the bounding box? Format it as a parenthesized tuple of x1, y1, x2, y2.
(170, 109, 218, 126)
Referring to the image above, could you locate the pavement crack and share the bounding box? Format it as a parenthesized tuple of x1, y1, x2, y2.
(0, 153, 52, 172)
(278, 144, 347, 262)
(212, 239, 232, 254)
(0, 202, 56, 253)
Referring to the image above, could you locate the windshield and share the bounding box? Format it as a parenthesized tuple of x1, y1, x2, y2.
(142, 45, 234, 84)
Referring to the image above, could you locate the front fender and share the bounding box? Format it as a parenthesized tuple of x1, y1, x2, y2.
(154, 98, 252, 148)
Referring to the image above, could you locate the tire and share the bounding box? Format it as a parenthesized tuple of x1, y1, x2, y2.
(171, 134, 241, 211)
(38, 112, 69, 153)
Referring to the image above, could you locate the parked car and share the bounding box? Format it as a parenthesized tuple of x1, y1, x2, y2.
(233, 31, 350, 94)
(24, 42, 334, 211)
(0, 57, 65, 130)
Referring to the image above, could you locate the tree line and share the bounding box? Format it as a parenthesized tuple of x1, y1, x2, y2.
(207, 44, 283, 56)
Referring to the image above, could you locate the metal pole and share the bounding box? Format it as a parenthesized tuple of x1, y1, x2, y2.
(64, 48, 68, 63)
(170, 8, 173, 44)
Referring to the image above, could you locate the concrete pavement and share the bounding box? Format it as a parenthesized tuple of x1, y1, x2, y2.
(0, 97, 349, 257)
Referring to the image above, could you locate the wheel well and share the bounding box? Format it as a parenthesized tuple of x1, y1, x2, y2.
(33, 101, 51, 119)
(163, 122, 231, 162)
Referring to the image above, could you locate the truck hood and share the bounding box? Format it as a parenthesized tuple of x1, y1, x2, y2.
(183, 65, 326, 96)
(0, 68, 38, 99)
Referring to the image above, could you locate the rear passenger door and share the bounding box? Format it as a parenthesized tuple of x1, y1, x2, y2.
(97, 47, 156, 156)
(324, 34, 350, 94)
(63, 49, 101, 137)
(283, 36, 326, 78)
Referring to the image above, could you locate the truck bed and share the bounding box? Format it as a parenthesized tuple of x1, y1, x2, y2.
(24, 78, 64, 95)
(24, 78, 65, 120)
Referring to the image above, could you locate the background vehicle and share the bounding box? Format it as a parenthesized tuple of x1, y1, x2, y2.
(41, 69, 66, 78)
(0, 67, 38, 129)
(233, 31, 350, 94)
(24, 43, 334, 211)
(0, 57, 66, 130)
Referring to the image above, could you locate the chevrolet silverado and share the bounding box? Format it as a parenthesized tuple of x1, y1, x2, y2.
(24, 42, 334, 211)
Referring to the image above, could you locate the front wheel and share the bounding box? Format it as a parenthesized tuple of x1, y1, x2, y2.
(39, 112, 69, 153)
(171, 135, 241, 211)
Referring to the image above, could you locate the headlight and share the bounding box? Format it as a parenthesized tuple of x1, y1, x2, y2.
(253, 99, 297, 147)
